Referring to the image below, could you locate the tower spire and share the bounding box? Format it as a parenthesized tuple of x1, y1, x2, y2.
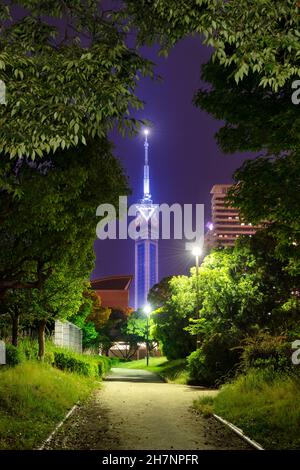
(143, 129, 151, 201)
(135, 128, 158, 310)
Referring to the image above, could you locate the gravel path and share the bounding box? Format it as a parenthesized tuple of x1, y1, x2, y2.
(46, 368, 252, 450)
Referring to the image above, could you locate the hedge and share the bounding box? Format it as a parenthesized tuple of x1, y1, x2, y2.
(53, 350, 109, 378)
(5, 344, 24, 366)
(1, 339, 111, 380)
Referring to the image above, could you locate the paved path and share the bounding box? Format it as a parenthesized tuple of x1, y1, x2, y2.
(46, 368, 252, 450)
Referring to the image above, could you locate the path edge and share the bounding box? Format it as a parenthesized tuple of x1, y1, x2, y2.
(38, 403, 78, 450)
(213, 413, 264, 450)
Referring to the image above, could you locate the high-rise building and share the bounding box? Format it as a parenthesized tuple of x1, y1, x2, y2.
(205, 184, 257, 249)
(134, 131, 159, 310)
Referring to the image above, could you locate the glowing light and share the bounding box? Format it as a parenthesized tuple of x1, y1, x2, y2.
(143, 304, 152, 316)
(144, 129, 149, 136)
(206, 222, 214, 231)
(192, 246, 202, 257)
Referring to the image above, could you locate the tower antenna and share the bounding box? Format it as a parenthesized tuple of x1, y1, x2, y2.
(143, 129, 151, 201)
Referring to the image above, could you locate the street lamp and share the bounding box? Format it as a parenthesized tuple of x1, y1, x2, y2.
(143, 304, 151, 366)
(192, 246, 202, 348)
(192, 245, 202, 263)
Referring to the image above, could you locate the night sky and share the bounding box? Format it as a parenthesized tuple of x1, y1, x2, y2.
(92, 36, 254, 304)
(11, 6, 253, 306)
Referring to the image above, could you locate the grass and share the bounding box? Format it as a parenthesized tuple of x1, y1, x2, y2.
(194, 368, 300, 449)
(117, 356, 190, 384)
(0, 361, 98, 450)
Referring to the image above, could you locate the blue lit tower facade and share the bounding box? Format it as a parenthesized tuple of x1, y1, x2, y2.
(134, 131, 159, 310)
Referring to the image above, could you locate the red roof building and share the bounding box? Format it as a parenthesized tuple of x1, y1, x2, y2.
(91, 275, 133, 312)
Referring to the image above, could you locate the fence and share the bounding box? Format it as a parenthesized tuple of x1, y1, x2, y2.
(54, 320, 82, 354)
(0, 340, 5, 365)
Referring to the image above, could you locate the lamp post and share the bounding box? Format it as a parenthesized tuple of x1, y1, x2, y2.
(143, 304, 151, 366)
(192, 246, 202, 348)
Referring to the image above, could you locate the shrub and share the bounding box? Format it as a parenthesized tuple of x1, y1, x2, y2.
(187, 348, 215, 385)
(54, 351, 92, 377)
(187, 333, 241, 385)
(152, 307, 195, 360)
(241, 333, 292, 372)
(5, 344, 24, 366)
(97, 355, 111, 374)
(97, 361, 104, 377)
(12, 339, 112, 377)
(53, 350, 108, 378)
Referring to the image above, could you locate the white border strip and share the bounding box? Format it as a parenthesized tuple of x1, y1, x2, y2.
(213, 413, 264, 450)
(38, 404, 78, 450)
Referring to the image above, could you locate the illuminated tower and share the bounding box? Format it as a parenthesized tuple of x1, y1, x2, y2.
(134, 130, 159, 310)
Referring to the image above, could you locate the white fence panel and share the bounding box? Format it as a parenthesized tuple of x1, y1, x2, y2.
(54, 320, 82, 353)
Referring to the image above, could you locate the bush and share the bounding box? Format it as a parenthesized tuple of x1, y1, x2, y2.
(54, 351, 94, 377)
(53, 350, 109, 378)
(241, 333, 292, 372)
(152, 308, 195, 360)
(187, 348, 215, 385)
(187, 333, 241, 385)
(8, 339, 112, 377)
(97, 355, 111, 374)
(5, 344, 24, 366)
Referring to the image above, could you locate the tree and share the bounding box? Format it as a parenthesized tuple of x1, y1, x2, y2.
(0, 137, 129, 298)
(70, 289, 111, 350)
(0, 1, 152, 160)
(187, 235, 298, 340)
(94, 307, 129, 356)
(184, 236, 298, 383)
(187, 249, 264, 341)
(194, 60, 300, 278)
(86, 291, 112, 332)
(119, 309, 157, 360)
(124, 0, 300, 90)
(147, 276, 172, 309)
(228, 153, 300, 276)
(27, 262, 89, 359)
(151, 276, 196, 360)
(0, 137, 128, 357)
(0, 289, 28, 346)
(194, 60, 300, 156)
